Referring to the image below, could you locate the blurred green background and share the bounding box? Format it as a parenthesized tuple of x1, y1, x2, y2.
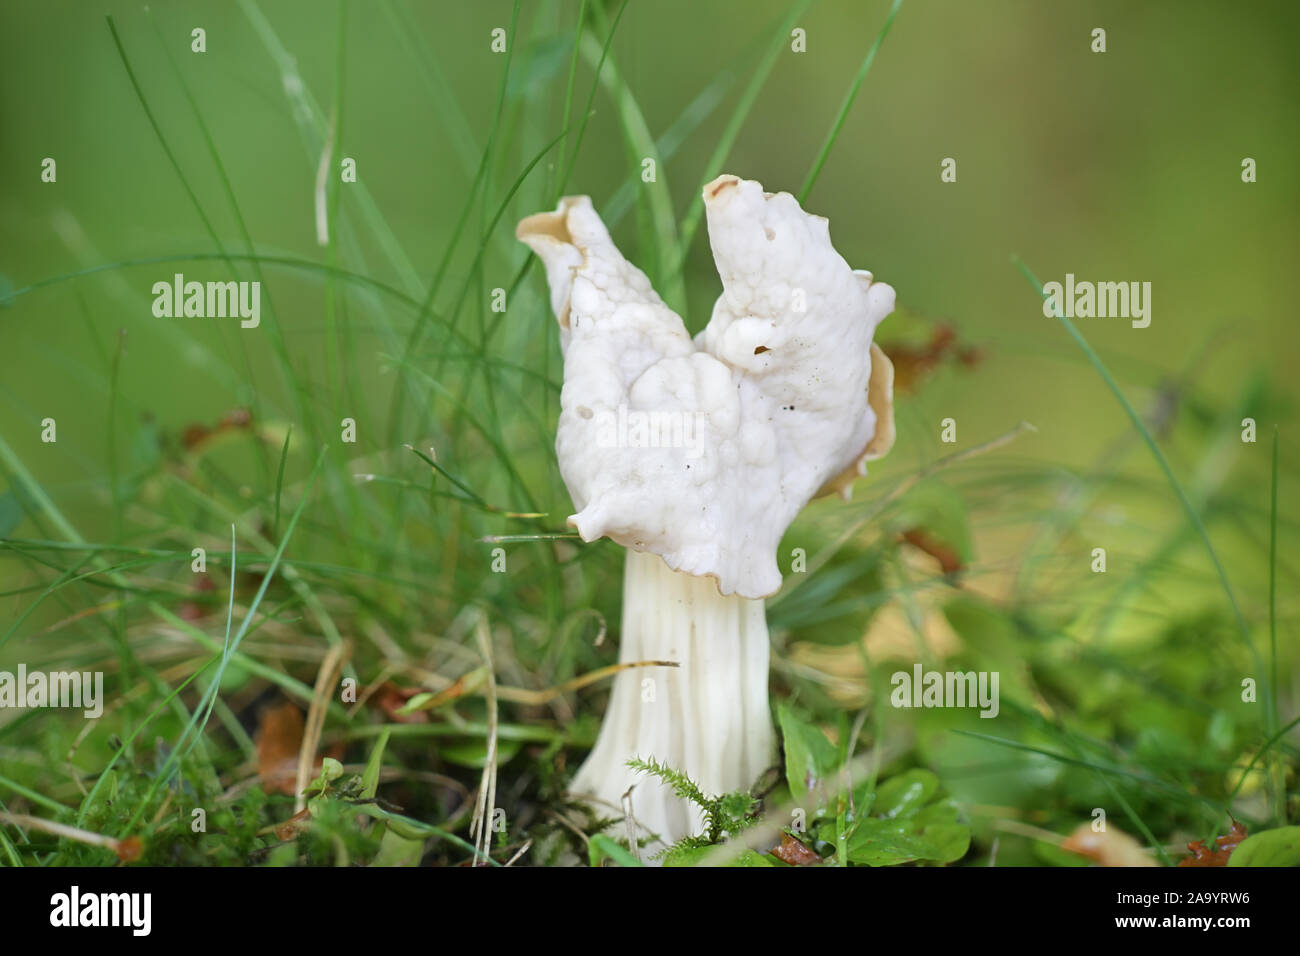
(0, 0, 1296, 865)
(3, 0, 1297, 523)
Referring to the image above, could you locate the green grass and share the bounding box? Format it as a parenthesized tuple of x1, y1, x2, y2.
(798, 0, 903, 203)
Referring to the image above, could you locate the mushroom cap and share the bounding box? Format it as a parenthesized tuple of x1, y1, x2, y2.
(517, 175, 896, 598)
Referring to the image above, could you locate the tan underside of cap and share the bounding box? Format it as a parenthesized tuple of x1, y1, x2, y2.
(817, 343, 896, 501)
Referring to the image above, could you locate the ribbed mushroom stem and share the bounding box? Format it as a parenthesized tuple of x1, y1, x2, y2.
(569, 548, 773, 850)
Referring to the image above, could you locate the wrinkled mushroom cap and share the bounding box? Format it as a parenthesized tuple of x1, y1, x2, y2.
(517, 175, 895, 598)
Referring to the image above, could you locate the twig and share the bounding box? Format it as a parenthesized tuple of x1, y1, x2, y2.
(504, 839, 533, 867)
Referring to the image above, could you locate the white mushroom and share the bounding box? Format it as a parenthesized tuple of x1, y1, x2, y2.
(516, 175, 896, 849)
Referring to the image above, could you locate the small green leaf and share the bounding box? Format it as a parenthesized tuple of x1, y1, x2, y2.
(439, 737, 521, 769)
(839, 769, 970, 866)
(588, 834, 644, 867)
(873, 768, 938, 818)
(1227, 827, 1300, 867)
(846, 800, 970, 866)
(778, 704, 839, 811)
(661, 843, 713, 867)
(360, 728, 391, 800)
(371, 828, 425, 867)
(322, 757, 343, 780)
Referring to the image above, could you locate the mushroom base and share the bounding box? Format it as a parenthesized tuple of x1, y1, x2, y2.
(568, 548, 773, 853)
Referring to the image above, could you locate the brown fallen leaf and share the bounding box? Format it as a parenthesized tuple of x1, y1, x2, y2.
(397, 668, 488, 715)
(256, 701, 306, 795)
(255, 699, 346, 797)
(1179, 820, 1248, 867)
(181, 407, 254, 452)
(272, 807, 312, 842)
(899, 527, 964, 574)
(367, 681, 430, 724)
(880, 324, 983, 394)
(771, 832, 821, 866)
(177, 574, 216, 623)
(1061, 823, 1158, 867)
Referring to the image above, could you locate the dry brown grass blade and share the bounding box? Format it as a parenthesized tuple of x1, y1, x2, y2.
(294, 639, 352, 812)
(0, 811, 142, 862)
(504, 839, 532, 866)
(395, 658, 681, 714)
(495, 658, 680, 706)
(468, 613, 499, 865)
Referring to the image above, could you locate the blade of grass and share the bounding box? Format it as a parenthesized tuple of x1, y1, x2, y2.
(388, 356, 540, 511)
(552, 0, 588, 204)
(237, 0, 424, 298)
(380, 0, 481, 179)
(1220, 712, 1300, 835)
(0, 429, 322, 704)
(426, 125, 571, 381)
(403, 445, 546, 519)
(71, 657, 216, 829)
(557, 0, 628, 191)
(799, 0, 904, 204)
(0, 814, 22, 866)
(1268, 425, 1282, 824)
(390, 0, 523, 444)
(579, 13, 682, 308)
(953, 730, 1220, 811)
(118, 450, 326, 835)
(104, 16, 223, 252)
(7, 253, 475, 352)
(162, 470, 345, 650)
(0, 774, 69, 815)
(108, 14, 295, 455)
(0, 549, 98, 653)
(273, 426, 293, 542)
(1012, 257, 1261, 682)
(670, 0, 815, 277)
(354, 802, 499, 865)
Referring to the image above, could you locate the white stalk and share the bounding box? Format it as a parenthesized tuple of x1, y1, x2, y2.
(569, 549, 773, 848)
